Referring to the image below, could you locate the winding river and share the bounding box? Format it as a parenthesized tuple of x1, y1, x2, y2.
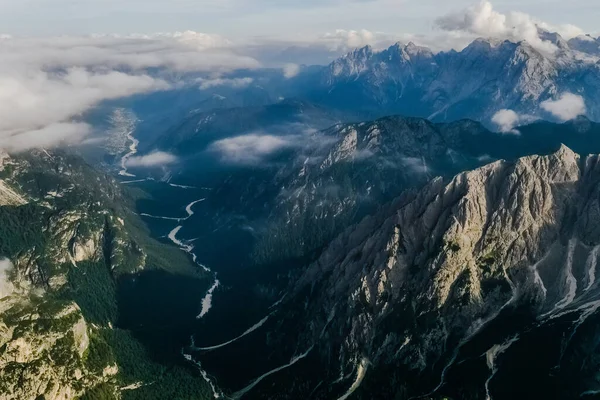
(119, 131, 139, 177)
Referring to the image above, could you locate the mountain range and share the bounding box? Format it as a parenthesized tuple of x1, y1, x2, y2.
(5, 28, 600, 400)
(151, 32, 600, 129)
(291, 32, 600, 124)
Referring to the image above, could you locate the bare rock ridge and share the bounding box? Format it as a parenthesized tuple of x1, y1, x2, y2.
(273, 144, 600, 399)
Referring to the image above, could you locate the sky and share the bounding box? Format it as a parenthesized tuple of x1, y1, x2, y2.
(0, 0, 598, 39)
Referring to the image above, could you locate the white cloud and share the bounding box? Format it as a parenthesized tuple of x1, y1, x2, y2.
(491, 109, 537, 133)
(1, 33, 259, 72)
(126, 151, 178, 167)
(198, 77, 253, 90)
(540, 93, 586, 121)
(492, 109, 520, 133)
(0, 66, 167, 152)
(401, 156, 429, 175)
(145, 31, 232, 49)
(435, 1, 585, 54)
(0, 122, 92, 152)
(209, 133, 300, 165)
(0, 32, 262, 152)
(282, 63, 300, 79)
(0, 258, 15, 299)
(537, 22, 585, 41)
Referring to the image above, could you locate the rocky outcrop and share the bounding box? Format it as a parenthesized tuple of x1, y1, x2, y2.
(0, 300, 113, 400)
(0, 150, 152, 399)
(0, 180, 26, 206)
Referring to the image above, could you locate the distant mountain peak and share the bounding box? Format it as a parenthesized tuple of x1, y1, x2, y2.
(315, 35, 600, 123)
(537, 28, 569, 49)
(345, 44, 373, 59)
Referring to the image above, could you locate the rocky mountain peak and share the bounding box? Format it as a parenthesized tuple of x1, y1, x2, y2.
(464, 37, 502, 52)
(316, 35, 598, 122)
(538, 29, 569, 50)
(403, 41, 433, 59)
(328, 45, 375, 80)
(568, 34, 600, 56)
(346, 44, 373, 60)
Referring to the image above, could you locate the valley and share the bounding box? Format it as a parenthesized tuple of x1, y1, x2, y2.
(4, 6, 600, 398)
(108, 115, 600, 399)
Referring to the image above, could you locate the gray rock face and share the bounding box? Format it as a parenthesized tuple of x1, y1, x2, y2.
(251, 117, 487, 263)
(275, 145, 600, 398)
(250, 115, 600, 265)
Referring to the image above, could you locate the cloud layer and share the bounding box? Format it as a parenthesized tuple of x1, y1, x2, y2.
(540, 93, 586, 121)
(0, 3, 594, 153)
(209, 133, 299, 165)
(0, 32, 262, 152)
(198, 77, 254, 90)
(0, 67, 167, 152)
(126, 151, 178, 167)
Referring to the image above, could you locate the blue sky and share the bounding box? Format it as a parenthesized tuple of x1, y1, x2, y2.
(0, 0, 598, 38)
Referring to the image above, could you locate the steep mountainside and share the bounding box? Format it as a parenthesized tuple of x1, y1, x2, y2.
(0, 150, 211, 400)
(242, 116, 600, 264)
(235, 145, 600, 399)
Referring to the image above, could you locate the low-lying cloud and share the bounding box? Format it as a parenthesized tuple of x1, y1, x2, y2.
(282, 63, 301, 79)
(209, 133, 300, 165)
(492, 109, 537, 134)
(0, 32, 261, 152)
(0, 67, 168, 152)
(540, 93, 586, 121)
(198, 77, 254, 90)
(0, 122, 93, 152)
(401, 156, 429, 175)
(126, 151, 178, 167)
